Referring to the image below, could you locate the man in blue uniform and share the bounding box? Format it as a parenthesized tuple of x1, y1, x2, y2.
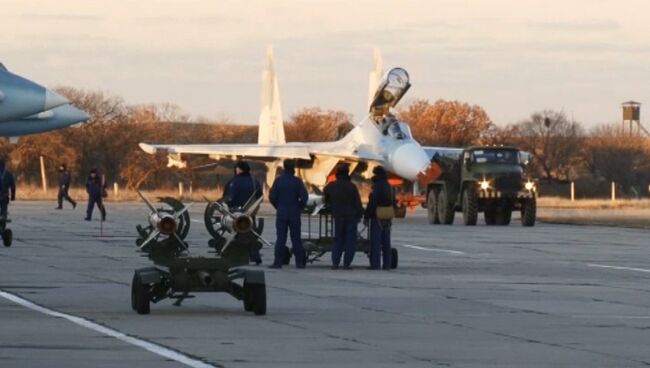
(0, 160, 16, 220)
(56, 164, 77, 210)
(323, 164, 363, 269)
(364, 166, 395, 270)
(85, 168, 106, 221)
(222, 161, 263, 264)
(268, 159, 308, 269)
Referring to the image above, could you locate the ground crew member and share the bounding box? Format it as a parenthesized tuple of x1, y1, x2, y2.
(85, 168, 106, 221)
(223, 161, 263, 264)
(323, 164, 363, 269)
(364, 166, 395, 270)
(56, 164, 77, 210)
(0, 159, 16, 220)
(268, 159, 308, 269)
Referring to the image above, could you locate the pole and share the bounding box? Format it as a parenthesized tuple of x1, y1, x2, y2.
(611, 181, 616, 201)
(570, 181, 575, 202)
(113, 182, 119, 199)
(178, 182, 184, 197)
(39, 156, 47, 192)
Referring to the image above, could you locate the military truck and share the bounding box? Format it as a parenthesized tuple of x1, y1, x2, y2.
(425, 146, 536, 226)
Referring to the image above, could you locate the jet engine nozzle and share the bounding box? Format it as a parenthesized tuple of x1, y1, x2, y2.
(149, 212, 178, 235)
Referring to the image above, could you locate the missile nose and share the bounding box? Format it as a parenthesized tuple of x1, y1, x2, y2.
(44, 89, 69, 110)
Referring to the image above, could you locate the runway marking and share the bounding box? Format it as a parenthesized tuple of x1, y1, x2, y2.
(587, 263, 650, 274)
(400, 244, 466, 255)
(0, 289, 217, 368)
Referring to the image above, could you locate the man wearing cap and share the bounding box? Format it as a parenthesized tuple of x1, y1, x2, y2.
(364, 166, 395, 270)
(222, 160, 263, 264)
(323, 164, 363, 269)
(56, 163, 77, 210)
(268, 159, 309, 269)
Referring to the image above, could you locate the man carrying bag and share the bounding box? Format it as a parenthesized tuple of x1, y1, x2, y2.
(364, 166, 395, 270)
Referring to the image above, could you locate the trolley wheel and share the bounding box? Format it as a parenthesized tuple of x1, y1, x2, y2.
(282, 246, 291, 265)
(131, 272, 150, 315)
(245, 283, 266, 316)
(390, 247, 398, 269)
(242, 282, 254, 312)
(2, 228, 12, 247)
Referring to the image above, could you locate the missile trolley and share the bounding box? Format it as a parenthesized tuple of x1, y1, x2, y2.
(278, 199, 398, 268)
(131, 191, 267, 315)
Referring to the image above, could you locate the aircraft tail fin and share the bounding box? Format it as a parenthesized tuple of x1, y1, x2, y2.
(367, 47, 383, 110)
(258, 46, 286, 145)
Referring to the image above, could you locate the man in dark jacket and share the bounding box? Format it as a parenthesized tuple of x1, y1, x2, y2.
(85, 168, 106, 221)
(0, 160, 16, 219)
(56, 164, 77, 210)
(268, 159, 308, 268)
(364, 166, 395, 270)
(323, 164, 363, 269)
(222, 160, 263, 264)
(222, 161, 263, 208)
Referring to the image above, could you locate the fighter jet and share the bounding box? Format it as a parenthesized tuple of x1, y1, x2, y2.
(0, 63, 89, 137)
(139, 47, 458, 196)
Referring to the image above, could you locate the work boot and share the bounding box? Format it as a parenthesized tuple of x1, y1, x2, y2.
(72, 202, 77, 209)
(84, 217, 91, 221)
(331, 264, 339, 270)
(296, 262, 306, 269)
(268, 263, 282, 269)
(343, 265, 353, 270)
(55, 206, 62, 210)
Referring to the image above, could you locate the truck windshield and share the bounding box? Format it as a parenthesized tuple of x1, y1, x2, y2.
(471, 149, 518, 164)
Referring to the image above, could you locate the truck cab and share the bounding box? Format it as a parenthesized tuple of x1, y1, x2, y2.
(426, 146, 537, 226)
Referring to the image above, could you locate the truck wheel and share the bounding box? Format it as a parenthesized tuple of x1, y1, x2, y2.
(462, 189, 478, 226)
(495, 207, 512, 226)
(437, 187, 455, 225)
(521, 198, 537, 227)
(390, 248, 398, 269)
(132, 273, 150, 315)
(2, 228, 12, 247)
(427, 190, 440, 224)
(484, 206, 497, 225)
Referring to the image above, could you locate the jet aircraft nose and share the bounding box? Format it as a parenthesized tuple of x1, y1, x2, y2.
(389, 142, 430, 181)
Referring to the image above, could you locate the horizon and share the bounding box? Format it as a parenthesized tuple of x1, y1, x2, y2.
(3, 0, 649, 128)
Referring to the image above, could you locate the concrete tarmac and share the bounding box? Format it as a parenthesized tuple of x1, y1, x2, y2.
(1, 201, 649, 367)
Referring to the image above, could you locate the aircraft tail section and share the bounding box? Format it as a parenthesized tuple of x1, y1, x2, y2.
(258, 46, 286, 145)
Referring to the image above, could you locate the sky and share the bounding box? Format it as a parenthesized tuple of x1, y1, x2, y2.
(2, 0, 649, 128)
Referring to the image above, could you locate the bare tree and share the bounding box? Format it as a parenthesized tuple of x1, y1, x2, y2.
(506, 110, 584, 181)
(397, 99, 493, 146)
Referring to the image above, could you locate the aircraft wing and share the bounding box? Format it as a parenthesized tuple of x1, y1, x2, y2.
(140, 143, 312, 161)
(422, 146, 463, 160)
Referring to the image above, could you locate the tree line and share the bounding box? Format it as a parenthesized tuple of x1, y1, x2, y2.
(4, 88, 648, 198)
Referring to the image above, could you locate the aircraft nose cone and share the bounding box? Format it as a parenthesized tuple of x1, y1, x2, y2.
(389, 142, 430, 180)
(44, 89, 69, 110)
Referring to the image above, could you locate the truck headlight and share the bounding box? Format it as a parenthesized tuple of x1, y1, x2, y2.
(524, 181, 535, 191)
(479, 179, 490, 190)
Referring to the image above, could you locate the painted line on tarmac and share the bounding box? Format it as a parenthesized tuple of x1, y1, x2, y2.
(0, 289, 217, 368)
(587, 263, 650, 274)
(400, 244, 466, 255)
